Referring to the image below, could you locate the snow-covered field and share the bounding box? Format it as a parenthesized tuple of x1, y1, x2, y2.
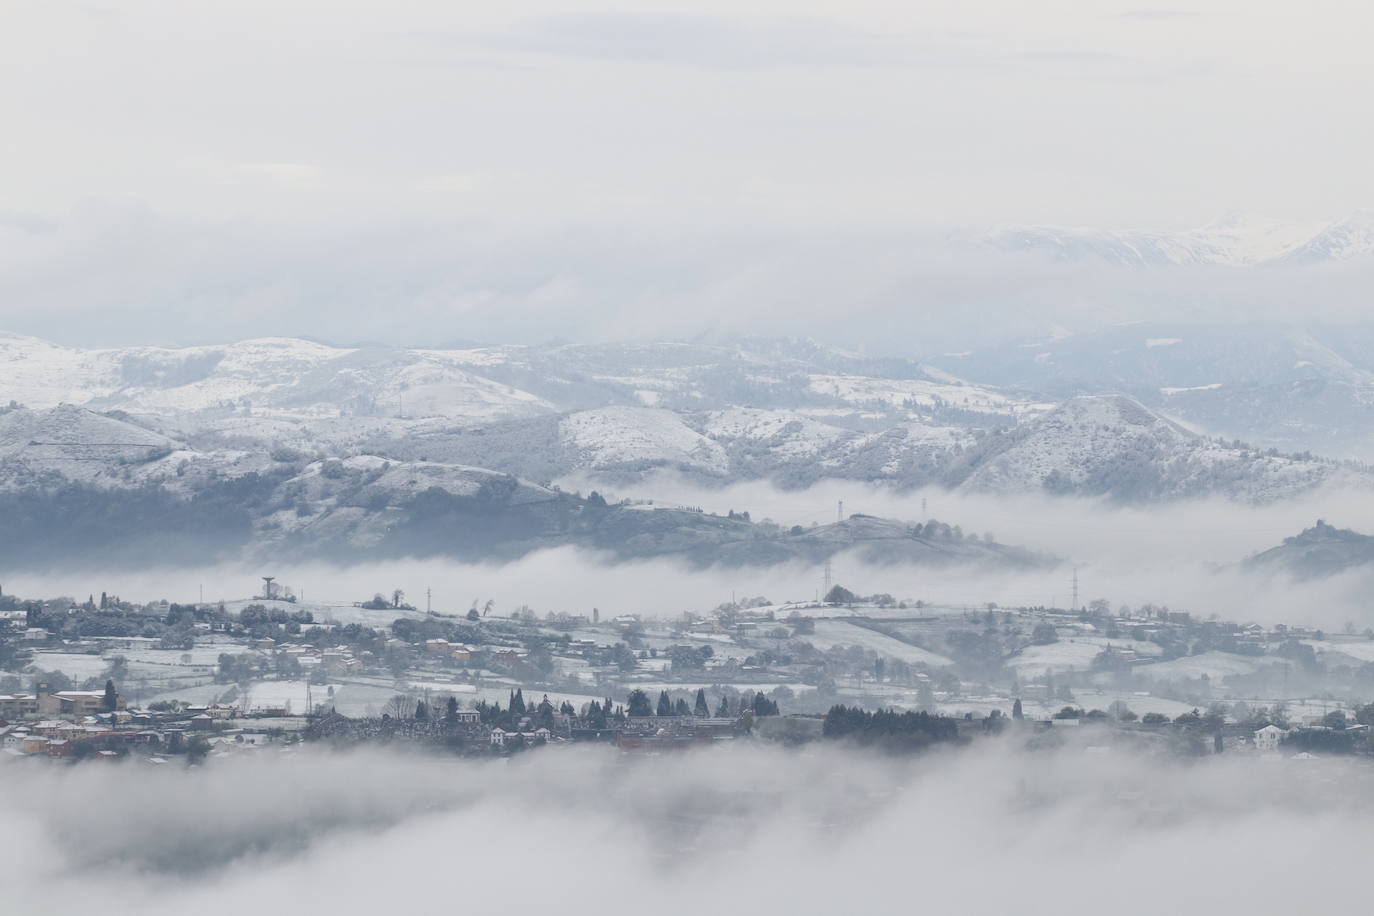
(1006, 637, 1160, 677)
(1133, 651, 1274, 683)
(1305, 640, 1374, 665)
(803, 620, 954, 667)
(1006, 642, 1104, 676)
(122, 646, 255, 667)
(23, 652, 110, 681)
(219, 598, 429, 626)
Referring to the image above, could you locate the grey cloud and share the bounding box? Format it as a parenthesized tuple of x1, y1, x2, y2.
(445, 12, 928, 71)
(0, 210, 59, 234)
(1112, 9, 1202, 20)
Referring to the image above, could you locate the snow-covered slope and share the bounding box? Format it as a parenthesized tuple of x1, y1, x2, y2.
(0, 404, 172, 460)
(0, 334, 555, 423)
(805, 374, 1043, 415)
(1278, 211, 1374, 263)
(959, 395, 1345, 502)
(700, 408, 850, 459)
(932, 321, 1374, 462)
(559, 407, 729, 477)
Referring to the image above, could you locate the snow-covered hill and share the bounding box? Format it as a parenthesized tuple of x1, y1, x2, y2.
(559, 407, 730, 478)
(1245, 520, 1374, 580)
(0, 333, 555, 424)
(1277, 211, 1374, 263)
(932, 322, 1374, 461)
(958, 396, 1347, 502)
(356, 394, 1355, 502)
(1, 333, 1364, 506)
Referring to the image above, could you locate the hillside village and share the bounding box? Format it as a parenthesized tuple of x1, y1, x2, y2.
(4, 579, 1374, 765)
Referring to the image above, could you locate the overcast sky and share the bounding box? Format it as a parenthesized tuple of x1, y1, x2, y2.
(4, 0, 1373, 347)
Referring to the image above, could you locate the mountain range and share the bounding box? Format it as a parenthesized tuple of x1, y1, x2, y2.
(984, 211, 1374, 268)
(931, 322, 1374, 460)
(0, 330, 1359, 502)
(2, 330, 1371, 568)
(0, 406, 1053, 571)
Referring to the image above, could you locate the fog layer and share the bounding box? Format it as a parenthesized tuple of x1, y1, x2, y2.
(8, 477, 1374, 628)
(3, 742, 1370, 915)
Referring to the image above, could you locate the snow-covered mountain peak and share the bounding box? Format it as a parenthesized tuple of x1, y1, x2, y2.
(985, 213, 1369, 267)
(1281, 211, 1374, 263)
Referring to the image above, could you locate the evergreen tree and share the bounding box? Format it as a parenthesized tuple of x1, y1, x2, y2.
(511, 688, 526, 716)
(824, 584, 857, 605)
(626, 689, 653, 717)
(656, 690, 673, 717)
(414, 700, 428, 721)
(752, 692, 779, 716)
(674, 698, 691, 716)
(445, 696, 459, 722)
(103, 678, 117, 712)
(694, 688, 709, 717)
(716, 695, 731, 717)
(1012, 699, 1023, 720)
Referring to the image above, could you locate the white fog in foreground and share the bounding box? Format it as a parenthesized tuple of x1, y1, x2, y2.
(3, 742, 1369, 916)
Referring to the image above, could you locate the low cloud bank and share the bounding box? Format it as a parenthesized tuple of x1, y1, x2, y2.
(10, 479, 1374, 627)
(7, 204, 1374, 355)
(556, 475, 1374, 626)
(3, 742, 1372, 915)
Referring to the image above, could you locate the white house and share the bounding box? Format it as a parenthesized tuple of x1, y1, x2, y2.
(1255, 724, 1286, 753)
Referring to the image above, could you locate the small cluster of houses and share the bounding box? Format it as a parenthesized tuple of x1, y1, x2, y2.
(0, 682, 311, 764)
(305, 702, 749, 755)
(418, 638, 509, 666)
(0, 685, 121, 720)
(482, 712, 745, 752)
(256, 640, 364, 675)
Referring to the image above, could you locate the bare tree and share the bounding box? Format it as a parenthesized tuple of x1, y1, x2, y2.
(384, 694, 417, 719)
